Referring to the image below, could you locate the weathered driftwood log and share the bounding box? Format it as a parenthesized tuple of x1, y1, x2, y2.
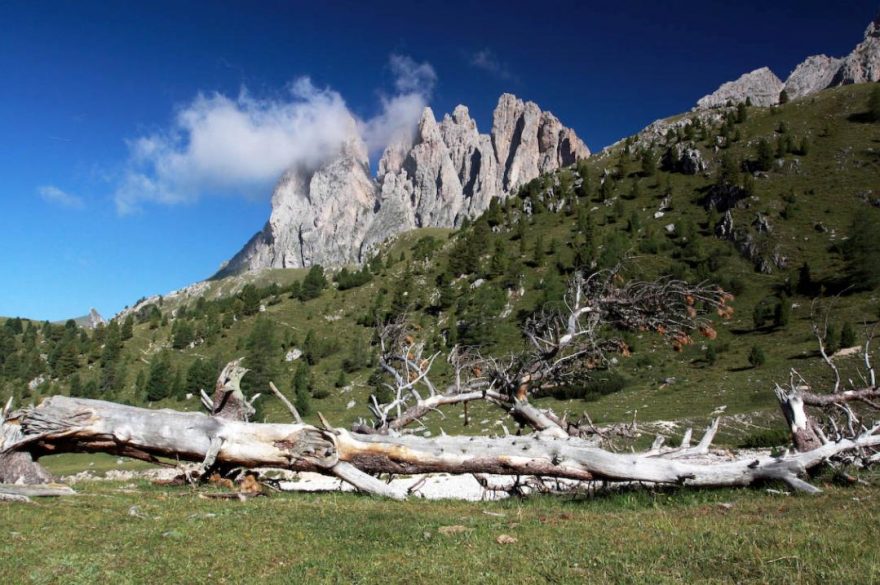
(4, 395, 880, 499)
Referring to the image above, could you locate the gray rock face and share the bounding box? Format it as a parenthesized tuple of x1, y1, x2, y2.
(85, 308, 105, 329)
(835, 14, 880, 84)
(784, 55, 842, 99)
(696, 67, 784, 109)
(663, 143, 706, 175)
(219, 118, 376, 275)
(492, 94, 588, 191)
(222, 94, 589, 274)
(439, 105, 501, 216)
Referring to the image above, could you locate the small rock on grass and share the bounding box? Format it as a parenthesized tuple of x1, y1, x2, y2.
(496, 534, 517, 544)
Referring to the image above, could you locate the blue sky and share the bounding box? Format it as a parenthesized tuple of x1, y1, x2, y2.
(1, 0, 876, 321)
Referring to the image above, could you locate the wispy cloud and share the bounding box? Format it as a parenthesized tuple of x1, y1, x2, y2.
(468, 49, 514, 80)
(115, 54, 436, 214)
(362, 54, 436, 157)
(38, 185, 85, 209)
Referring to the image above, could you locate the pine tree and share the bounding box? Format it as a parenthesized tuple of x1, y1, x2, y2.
(172, 368, 185, 400)
(489, 239, 509, 278)
(627, 181, 641, 200)
(576, 163, 591, 198)
(390, 263, 415, 314)
(241, 317, 277, 395)
(445, 308, 459, 348)
(640, 149, 657, 177)
(148, 307, 162, 330)
(54, 338, 79, 377)
(436, 271, 456, 310)
(186, 358, 218, 396)
(755, 139, 774, 172)
(303, 329, 318, 365)
(293, 362, 311, 416)
(69, 373, 83, 397)
(736, 102, 748, 123)
(824, 325, 840, 355)
(101, 321, 122, 366)
(300, 265, 328, 301)
(748, 345, 766, 368)
(869, 85, 880, 122)
(145, 353, 174, 402)
(798, 137, 810, 156)
(532, 235, 545, 266)
(840, 322, 856, 349)
(120, 316, 134, 340)
(171, 319, 194, 349)
(773, 297, 790, 328)
(796, 262, 814, 296)
(779, 89, 789, 104)
(705, 345, 718, 366)
(240, 284, 261, 315)
(843, 210, 880, 289)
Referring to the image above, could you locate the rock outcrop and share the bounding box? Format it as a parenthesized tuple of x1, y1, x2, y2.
(662, 143, 707, 175)
(694, 13, 880, 111)
(220, 94, 589, 275)
(835, 13, 880, 84)
(220, 115, 377, 274)
(783, 55, 843, 99)
(85, 308, 105, 329)
(696, 67, 784, 109)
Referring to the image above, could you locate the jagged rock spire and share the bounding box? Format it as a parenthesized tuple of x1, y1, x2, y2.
(220, 94, 589, 276)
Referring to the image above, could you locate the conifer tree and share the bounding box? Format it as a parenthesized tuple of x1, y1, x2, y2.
(293, 362, 311, 416)
(241, 317, 277, 395)
(300, 265, 328, 301)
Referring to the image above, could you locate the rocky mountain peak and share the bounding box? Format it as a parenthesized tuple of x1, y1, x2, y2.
(86, 308, 105, 329)
(835, 11, 880, 85)
(220, 93, 589, 276)
(694, 13, 880, 111)
(696, 67, 784, 110)
(784, 55, 842, 100)
(415, 107, 443, 144)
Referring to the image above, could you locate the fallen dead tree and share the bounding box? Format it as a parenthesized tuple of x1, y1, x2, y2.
(6, 394, 880, 499)
(2, 271, 878, 499)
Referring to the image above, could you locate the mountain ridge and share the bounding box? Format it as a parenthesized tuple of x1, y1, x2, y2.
(216, 93, 589, 277)
(694, 12, 880, 110)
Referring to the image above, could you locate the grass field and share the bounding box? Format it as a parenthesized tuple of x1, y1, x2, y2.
(2, 476, 879, 584)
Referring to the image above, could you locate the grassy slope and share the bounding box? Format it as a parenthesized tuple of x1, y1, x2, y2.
(4, 85, 879, 447)
(2, 479, 879, 584)
(2, 86, 880, 585)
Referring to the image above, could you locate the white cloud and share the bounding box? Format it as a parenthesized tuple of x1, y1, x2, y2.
(114, 55, 437, 214)
(389, 54, 437, 95)
(469, 49, 514, 80)
(362, 55, 437, 157)
(115, 79, 357, 214)
(39, 185, 84, 208)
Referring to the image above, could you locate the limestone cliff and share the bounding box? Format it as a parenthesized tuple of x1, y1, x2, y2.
(219, 94, 589, 276)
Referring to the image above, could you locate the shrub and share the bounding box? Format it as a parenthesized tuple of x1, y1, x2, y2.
(740, 427, 791, 449)
(748, 345, 766, 368)
(840, 322, 856, 349)
(537, 372, 629, 401)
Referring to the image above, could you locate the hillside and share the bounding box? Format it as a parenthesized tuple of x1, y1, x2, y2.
(2, 84, 879, 447)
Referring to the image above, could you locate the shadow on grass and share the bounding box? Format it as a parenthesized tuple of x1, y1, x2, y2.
(727, 366, 754, 373)
(847, 111, 878, 124)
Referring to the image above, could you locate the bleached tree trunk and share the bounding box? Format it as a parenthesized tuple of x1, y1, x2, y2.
(775, 387, 824, 452)
(0, 397, 52, 485)
(5, 395, 879, 497)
